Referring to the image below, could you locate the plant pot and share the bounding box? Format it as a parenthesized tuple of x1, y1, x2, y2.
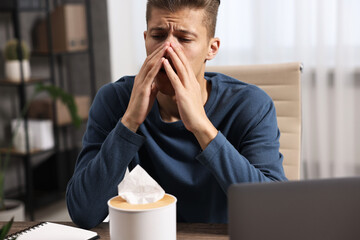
(5, 60, 31, 82)
(0, 199, 25, 221)
(11, 119, 36, 153)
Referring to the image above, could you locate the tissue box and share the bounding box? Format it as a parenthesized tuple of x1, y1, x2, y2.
(11, 119, 54, 153)
(27, 96, 90, 126)
(35, 4, 88, 53)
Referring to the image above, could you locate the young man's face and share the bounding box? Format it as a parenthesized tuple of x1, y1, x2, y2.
(144, 7, 216, 96)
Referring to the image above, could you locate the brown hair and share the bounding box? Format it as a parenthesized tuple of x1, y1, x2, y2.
(146, 0, 220, 38)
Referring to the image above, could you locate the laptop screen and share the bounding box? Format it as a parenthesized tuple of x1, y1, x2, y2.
(228, 178, 360, 240)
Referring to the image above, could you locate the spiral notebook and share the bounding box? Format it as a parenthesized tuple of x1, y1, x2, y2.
(5, 222, 99, 240)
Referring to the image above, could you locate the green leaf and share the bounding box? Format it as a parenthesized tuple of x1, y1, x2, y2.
(34, 83, 82, 128)
(0, 217, 14, 240)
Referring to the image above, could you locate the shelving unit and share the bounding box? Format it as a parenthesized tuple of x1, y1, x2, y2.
(0, 0, 96, 220)
(0, 78, 47, 86)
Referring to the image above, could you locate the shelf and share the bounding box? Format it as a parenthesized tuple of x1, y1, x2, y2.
(32, 49, 89, 57)
(0, 147, 55, 158)
(0, 7, 46, 12)
(0, 0, 88, 13)
(0, 78, 48, 87)
(0, 0, 96, 220)
(33, 190, 64, 209)
(0, 0, 45, 12)
(5, 190, 64, 210)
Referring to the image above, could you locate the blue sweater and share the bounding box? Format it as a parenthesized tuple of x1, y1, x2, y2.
(66, 72, 287, 229)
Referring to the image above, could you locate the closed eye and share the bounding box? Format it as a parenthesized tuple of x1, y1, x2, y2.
(151, 35, 166, 41)
(178, 37, 192, 43)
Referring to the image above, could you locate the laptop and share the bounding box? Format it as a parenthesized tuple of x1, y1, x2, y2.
(228, 177, 360, 240)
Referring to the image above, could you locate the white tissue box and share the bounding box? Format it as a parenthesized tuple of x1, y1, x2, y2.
(11, 119, 54, 153)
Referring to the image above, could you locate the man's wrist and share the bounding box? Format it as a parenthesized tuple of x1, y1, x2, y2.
(192, 121, 218, 150)
(121, 115, 139, 133)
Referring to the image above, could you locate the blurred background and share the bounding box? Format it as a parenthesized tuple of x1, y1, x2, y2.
(0, 0, 359, 221)
(0, 0, 110, 221)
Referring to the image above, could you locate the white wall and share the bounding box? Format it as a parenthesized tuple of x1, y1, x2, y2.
(106, 0, 147, 81)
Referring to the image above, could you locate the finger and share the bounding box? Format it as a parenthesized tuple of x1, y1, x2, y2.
(148, 42, 170, 62)
(140, 44, 169, 78)
(166, 46, 187, 82)
(148, 81, 159, 107)
(144, 56, 164, 84)
(138, 43, 169, 80)
(162, 58, 183, 90)
(150, 81, 159, 99)
(170, 42, 192, 72)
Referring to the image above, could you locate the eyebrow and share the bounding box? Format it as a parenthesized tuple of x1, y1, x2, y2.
(149, 27, 198, 37)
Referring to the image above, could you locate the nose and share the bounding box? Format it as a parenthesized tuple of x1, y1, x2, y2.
(165, 34, 179, 46)
(162, 35, 176, 60)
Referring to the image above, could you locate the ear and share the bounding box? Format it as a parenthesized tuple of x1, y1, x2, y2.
(144, 31, 148, 41)
(206, 37, 220, 61)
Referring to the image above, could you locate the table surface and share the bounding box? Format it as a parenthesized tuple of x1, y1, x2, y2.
(4, 221, 229, 240)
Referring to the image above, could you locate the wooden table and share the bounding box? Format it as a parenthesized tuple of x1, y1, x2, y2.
(4, 221, 229, 240)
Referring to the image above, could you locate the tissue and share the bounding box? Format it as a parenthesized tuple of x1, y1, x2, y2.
(118, 165, 165, 204)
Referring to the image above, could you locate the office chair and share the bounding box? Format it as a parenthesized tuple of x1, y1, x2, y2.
(206, 63, 302, 180)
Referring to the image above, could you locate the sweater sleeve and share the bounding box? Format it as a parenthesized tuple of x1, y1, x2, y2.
(196, 99, 287, 194)
(66, 83, 145, 229)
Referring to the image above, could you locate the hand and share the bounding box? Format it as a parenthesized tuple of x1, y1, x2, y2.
(162, 43, 218, 149)
(122, 42, 170, 132)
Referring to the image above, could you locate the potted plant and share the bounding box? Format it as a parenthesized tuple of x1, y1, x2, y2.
(4, 39, 31, 82)
(0, 83, 81, 222)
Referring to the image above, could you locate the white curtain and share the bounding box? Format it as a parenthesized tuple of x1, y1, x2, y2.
(107, 0, 360, 179)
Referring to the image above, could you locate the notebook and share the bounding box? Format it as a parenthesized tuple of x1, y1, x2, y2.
(5, 222, 99, 240)
(228, 177, 360, 240)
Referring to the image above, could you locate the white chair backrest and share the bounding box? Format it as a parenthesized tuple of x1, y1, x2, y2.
(206, 63, 302, 180)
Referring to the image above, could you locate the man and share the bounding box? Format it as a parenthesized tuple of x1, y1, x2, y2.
(66, 0, 287, 229)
